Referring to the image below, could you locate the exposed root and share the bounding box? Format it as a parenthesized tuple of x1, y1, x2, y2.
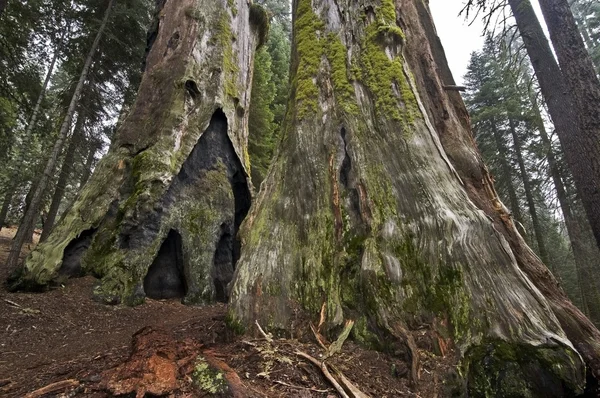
(390, 323, 420, 384)
(295, 351, 350, 398)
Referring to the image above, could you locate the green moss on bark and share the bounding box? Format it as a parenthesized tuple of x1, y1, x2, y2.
(463, 340, 584, 397)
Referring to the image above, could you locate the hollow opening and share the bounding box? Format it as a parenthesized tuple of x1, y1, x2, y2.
(59, 228, 97, 277)
(144, 229, 187, 299)
(213, 225, 233, 303)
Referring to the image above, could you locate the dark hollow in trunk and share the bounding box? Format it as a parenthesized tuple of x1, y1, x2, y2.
(59, 228, 97, 278)
(143, 229, 186, 300)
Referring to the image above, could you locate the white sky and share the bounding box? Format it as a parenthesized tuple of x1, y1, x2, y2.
(429, 0, 548, 85)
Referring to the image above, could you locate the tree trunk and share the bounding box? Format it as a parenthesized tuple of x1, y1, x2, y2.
(0, 184, 16, 231)
(5, 0, 114, 269)
(22, 28, 63, 144)
(536, 0, 600, 250)
(490, 118, 524, 225)
(40, 115, 85, 242)
(508, 117, 550, 267)
(78, 138, 99, 189)
(529, 90, 600, 325)
(229, 0, 598, 394)
(11, 0, 265, 306)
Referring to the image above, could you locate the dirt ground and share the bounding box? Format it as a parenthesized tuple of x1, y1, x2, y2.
(0, 227, 452, 397)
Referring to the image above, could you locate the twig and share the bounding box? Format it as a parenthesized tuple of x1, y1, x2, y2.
(3, 299, 21, 308)
(310, 323, 328, 351)
(295, 351, 349, 398)
(24, 379, 79, 398)
(273, 380, 329, 393)
(255, 320, 273, 343)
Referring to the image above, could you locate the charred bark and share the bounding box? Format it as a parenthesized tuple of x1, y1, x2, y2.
(229, 0, 592, 395)
(11, 0, 264, 306)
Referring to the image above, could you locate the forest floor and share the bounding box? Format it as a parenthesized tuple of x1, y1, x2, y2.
(0, 227, 449, 398)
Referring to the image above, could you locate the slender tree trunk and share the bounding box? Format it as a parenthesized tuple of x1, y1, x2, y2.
(78, 139, 98, 189)
(40, 116, 85, 242)
(528, 91, 600, 325)
(508, 117, 550, 267)
(12, 0, 265, 306)
(530, 93, 590, 315)
(0, 184, 16, 231)
(536, 0, 600, 250)
(490, 118, 523, 224)
(5, 0, 114, 269)
(230, 0, 595, 394)
(22, 31, 62, 143)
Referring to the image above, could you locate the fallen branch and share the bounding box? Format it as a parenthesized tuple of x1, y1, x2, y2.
(296, 351, 349, 398)
(442, 85, 466, 91)
(3, 299, 21, 308)
(255, 320, 273, 343)
(331, 364, 370, 398)
(24, 379, 80, 398)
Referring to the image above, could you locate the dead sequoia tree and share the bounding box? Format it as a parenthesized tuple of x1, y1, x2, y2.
(10, 0, 268, 304)
(229, 0, 600, 394)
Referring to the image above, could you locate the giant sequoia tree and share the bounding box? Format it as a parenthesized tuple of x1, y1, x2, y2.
(9, 0, 600, 395)
(11, 0, 267, 304)
(230, 0, 600, 394)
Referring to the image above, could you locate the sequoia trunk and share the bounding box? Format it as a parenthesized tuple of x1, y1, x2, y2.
(11, 0, 266, 306)
(230, 0, 600, 394)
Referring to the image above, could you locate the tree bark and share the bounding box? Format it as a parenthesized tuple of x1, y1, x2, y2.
(5, 0, 114, 269)
(507, 117, 550, 267)
(40, 115, 85, 242)
(535, 0, 600, 250)
(412, 0, 600, 381)
(229, 0, 593, 394)
(12, 0, 265, 306)
(0, 183, 16, 231)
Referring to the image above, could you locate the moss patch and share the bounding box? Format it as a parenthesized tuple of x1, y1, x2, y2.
(192, 357, 228, 394)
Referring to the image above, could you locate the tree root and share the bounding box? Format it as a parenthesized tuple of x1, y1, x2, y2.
(295, 351, 351, 398)
(295, 313, 369, 398)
